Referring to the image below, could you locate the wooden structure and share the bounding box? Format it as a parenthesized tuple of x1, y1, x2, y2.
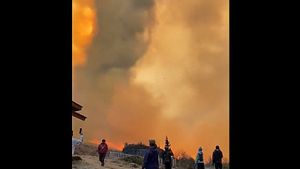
(72, 101, 86, 121)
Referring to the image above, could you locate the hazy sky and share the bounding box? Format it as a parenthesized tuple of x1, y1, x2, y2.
(72, 0, 229, 161)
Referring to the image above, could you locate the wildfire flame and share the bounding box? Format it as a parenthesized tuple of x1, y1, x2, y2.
(72, 0, 96, 67)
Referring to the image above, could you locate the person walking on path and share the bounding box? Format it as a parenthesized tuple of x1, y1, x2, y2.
(98, 139, 108, 166)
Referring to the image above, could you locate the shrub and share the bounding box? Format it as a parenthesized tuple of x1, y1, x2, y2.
(223, 163, 230, 169)
(121, 155, 143, 166)
(72, 156, 82, 161)
(175, 152, 195, 169)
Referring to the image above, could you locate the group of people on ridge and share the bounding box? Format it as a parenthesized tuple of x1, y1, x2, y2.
(142, 137, 224, 169)
(142, 137, 174, 169)
(195, 145, 223, 169)
(73, 130, 223, 169)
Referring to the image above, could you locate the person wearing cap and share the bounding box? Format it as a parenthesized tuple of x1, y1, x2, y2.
(98, 139, 108, 166)
(142, 139, 159, 169)
(195, 147, 205, 169)
(212, 145, 223, 169)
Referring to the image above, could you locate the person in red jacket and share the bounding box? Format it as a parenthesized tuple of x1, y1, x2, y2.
(98, 139, 108, 166)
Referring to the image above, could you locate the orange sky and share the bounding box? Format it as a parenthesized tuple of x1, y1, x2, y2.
(72, 0, 229, 162)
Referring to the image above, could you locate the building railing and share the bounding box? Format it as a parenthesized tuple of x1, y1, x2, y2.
(106, 151, 177, 168)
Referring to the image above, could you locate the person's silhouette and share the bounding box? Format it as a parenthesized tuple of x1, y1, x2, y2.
(212, 145, 223, 169)
(142, 139, 159, 169)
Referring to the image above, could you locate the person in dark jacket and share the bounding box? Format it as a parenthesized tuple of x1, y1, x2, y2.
(97, 139, 108, 166)
(162, 137, 174, 169)
(195, 147, 205, 169)
(212, 145, 223, 169)
(142, 139, 159, 169)
(162, 145, 174, 169)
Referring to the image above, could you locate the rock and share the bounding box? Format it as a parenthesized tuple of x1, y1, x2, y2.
(72, 156, 82, 161)
(129, 163, 138, 168)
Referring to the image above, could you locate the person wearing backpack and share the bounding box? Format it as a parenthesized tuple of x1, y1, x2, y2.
(195, 147, 205, 169)
(212, 145, 223, 169)
(162, 145, 174, 169)
(97, 139, 108, 166)
(161, 137, 174, 169)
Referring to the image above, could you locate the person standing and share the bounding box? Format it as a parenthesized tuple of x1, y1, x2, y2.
(98, 139, 108, 166)
(162, 145, 174, 169)
(72, 128, 83, 155)
(142, 139, 159, 169)
(212, 145, 223, 169)
(195, 147, 205, 169)
(162, 137, 174, 169)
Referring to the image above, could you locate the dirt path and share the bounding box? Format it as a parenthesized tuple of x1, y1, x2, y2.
(72, 155, 216, 169)
(72, 155, 141, 169)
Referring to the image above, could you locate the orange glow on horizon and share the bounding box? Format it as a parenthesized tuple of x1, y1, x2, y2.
(89, 139, 124, 151)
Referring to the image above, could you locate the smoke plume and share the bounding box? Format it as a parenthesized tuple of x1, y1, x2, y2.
(73, 0, 229, 160)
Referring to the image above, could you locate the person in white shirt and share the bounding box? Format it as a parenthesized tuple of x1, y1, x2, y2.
(72, 128, 83, 155)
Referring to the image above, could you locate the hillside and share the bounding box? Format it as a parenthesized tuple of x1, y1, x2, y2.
(72, 143, 220, 169)
(72, 155, 141, 169)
